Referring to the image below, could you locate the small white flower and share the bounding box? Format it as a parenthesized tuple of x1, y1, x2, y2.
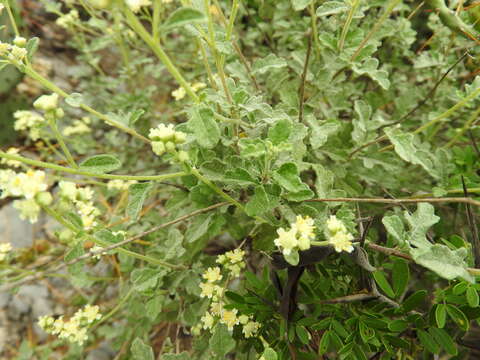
(242, 320, 260, 338)
(274, 227, 298, 256)
(200, 312, 215, 329)
(202, 267, 223, 283)
(328, 231, 354, 253)
(171, 86, 186, 101)
(326, 215, 347, 234)
(199, 282, 215, 298)
(59, 181, 78, 201)
(13, 199, 41, 223)
(220, 308, 239, 331)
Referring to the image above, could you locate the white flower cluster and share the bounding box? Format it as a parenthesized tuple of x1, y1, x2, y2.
(107, 179, 137, 191)
(0, 37, 28, 63)
(38, 305, 101, 346)
(274, 216, 315, 262)
(326, 215, 354, 253)
(63, 117, 92, 137)
(194, 254, 260, 337)
(0, 243, 12, 261)
(0, 169, 50, 223)
(13, 110, 45, 141)
(216, 248, 246, 277)
(56, 10, 79, 28)
(171, 82, 206, 101)
(59, 181, 100, 229)
(148, 124, 187, 158)
(126, 0, 151, 12)
(0, 147, 21, 168)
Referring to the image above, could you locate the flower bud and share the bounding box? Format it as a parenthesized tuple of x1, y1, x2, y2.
(165, 141, 175, 152)
(36, 191, 53, 206)
(174, 131, 187, 144)
(58, 228, 74, 244)
(13, 37, 27, 47)
(151, 141, 165, 156)
(34, 93, 59, 112)
(177, 151, 189, 163)
(55, 108, 65, 119)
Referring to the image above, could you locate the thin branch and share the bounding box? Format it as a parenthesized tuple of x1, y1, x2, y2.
(378, 51, 470, 131)
(298, 31, 313, 123)
(366, 243, 480, 276)
(320, 292, 377, 304)
(462, 176, 480, 266)
(0, 202, 228, 292)
(305, 196, 480, 207)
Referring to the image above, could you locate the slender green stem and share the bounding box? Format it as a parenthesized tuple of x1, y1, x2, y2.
(47, 116, 78, 168)
(22, 65, 150, 143)
(445, 105, 480, 148)
(204, 0, 233, 104)
(189, 166, 245, 211)
(123, 7, 200, 103)
(3, 0, 19, 37)
(311, 241, 330, 247)
(152, 0, 161, 42)
(339, 0, 360, 51)
(0, 151, 187, 181)
(94, 287, 135, 326)
(351, 0, 402, 61)
(41, 205, 184, 269)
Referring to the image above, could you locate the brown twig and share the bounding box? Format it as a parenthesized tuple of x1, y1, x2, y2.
(298, 31, 313, 123)
(0, 202, 229, 292)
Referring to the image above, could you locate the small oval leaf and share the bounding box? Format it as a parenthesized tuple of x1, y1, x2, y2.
(80, 154, 122, 174)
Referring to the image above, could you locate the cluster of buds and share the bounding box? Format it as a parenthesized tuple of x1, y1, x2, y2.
(63, 117, 92, 137)
(325, 215, 354, 253)
(171, 82, 206, 101)
(13, 110, 45, 141)
(274, 215, 316, 265)
(33, 93, 64, 120)
(59, 181, 100, 229)
(0, 168, 51, 223)
(148, 124, 188, 160)
(0, 243, 12, 262)
(56, 9, 79, 29)
(0, 147, 21, 168)
(216, 248, 246, 277)
(0, 36, 28, 64)
(194, 251, 260, 338)
(38, 305, 101, 346)
(126, 0, 151, 12)
(106, 179, 137, 191)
